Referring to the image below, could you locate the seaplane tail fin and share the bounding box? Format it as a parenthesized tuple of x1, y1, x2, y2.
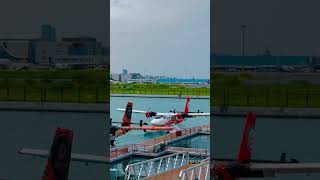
(184, 96, 191, 113)
(121, 102, 133, 127)
(42, 128, 73, 180)
(237, 112, 256, 163)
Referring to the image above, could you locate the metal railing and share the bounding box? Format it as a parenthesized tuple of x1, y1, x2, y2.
(167, 147, 209, 156)
(125, 152, 190, 180)
(0, 86, 108, 103)
(110, 144, 156, 160)
(179, 161, 210, 180)
(143, 125, 209, 146)
(212, 87, 320, 107)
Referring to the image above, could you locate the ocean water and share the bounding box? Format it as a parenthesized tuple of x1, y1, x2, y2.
(169, 134, 210, 150)
(0, 110, 107, 180)
(110, 97, 210, 179)
(213, 116, 320, 179)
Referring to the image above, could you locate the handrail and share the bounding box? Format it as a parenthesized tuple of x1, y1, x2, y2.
(125, 152, 189, 180)
(110, 144, 156, 159)
(179, 161, 210, 180)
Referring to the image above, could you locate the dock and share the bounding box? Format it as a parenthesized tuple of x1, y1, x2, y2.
(110, 124, 210, 163)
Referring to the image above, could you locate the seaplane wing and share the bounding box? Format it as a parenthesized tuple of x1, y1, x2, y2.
(121, 125, 174, 131)
(250, 163, 320, 176)
(116, 108, 146, 114)
(116, 108, 166, 117)
(19, 127, 108, 180)
(117, 96, 202, 118)
(19, 148, 107, 164)
(187, 112, 210, 117)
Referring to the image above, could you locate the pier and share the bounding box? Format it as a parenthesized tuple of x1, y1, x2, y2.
(110, 124, 210, 163)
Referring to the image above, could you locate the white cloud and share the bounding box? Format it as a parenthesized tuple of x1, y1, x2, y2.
(111, 0, 210, 78)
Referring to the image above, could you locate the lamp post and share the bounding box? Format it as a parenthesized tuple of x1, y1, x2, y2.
(241, 25, 247, 56)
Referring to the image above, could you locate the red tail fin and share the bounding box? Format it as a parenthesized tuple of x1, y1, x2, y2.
(237, 112, 256, 163)
(184, 96, 190, 113)
(42, 128, 73, 180)
(121, 102, 133, 127)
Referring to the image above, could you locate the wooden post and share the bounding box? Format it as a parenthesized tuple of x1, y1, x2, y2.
(23, 86, 26, 101)
(78, 87, 81, 103)
(60, 87, 63, 102)
(96, 86, 99, 103)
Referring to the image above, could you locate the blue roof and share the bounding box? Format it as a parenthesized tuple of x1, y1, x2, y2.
(157, 78, 209, 84)
(212, 55, 310, 66)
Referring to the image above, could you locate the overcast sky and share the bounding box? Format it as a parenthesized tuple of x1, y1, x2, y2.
(111, 0, 210, 79)
(0, 0, 108, 43)
(213, 0, 320, 56)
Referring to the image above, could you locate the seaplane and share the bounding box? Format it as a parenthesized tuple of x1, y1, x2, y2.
(212, 112, 320, 179)
(114, 96, 210, 132)
(35, 127, 73, 180)
(19, 127, 110, 180)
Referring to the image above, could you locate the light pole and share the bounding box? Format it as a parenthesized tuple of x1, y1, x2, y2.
(241, 25, 247, 56)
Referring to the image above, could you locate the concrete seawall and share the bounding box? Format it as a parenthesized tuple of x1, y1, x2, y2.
(212, 106, 320, 118)
(111, 94, 209, 99)
(0, 101, 109, 113)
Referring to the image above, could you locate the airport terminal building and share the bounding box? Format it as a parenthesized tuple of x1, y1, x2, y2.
(0, 25, 108, 69)
(211, 55, 320, 72)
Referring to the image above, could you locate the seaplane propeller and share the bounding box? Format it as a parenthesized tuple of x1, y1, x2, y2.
(146, 111, 157, 117)
(139, 120, 148, 126)
(169, 109, 177, 113)
(139, 120, 148, 132)
(197, 109, 204, 113)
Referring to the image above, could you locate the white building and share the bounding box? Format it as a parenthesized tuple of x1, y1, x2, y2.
(33, 37, 108, 66)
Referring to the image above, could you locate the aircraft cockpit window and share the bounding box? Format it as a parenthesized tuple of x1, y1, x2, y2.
(155, 115, 163, 119)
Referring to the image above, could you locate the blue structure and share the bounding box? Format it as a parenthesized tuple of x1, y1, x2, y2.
(157, 78, 209, 84)
(212, 55, 310, 66)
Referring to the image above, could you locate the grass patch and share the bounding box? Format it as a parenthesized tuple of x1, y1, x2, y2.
(212, 73, 320, 107)
(110, 83, 210, 96)
(0, 70, 109, 103)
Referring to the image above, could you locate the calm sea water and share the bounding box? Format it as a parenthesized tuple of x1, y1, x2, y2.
(110, 96, 210, 146)
(213, 116, 320, 179)
(0, 110, 107, 180)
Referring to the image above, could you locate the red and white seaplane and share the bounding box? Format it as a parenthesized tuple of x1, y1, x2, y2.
(114, 96, 210, 133)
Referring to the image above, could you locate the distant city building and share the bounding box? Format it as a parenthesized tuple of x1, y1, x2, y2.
(129, 73, 143, 79)
(111, 70, 159, 83)
(0, 25, 108, 69)
(41, 24, 56, 41)
(123, 69, 128, 75)
(110, 70, 208, 84)
(32, 37, 107, 66)
(120, 74, 128, 82)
